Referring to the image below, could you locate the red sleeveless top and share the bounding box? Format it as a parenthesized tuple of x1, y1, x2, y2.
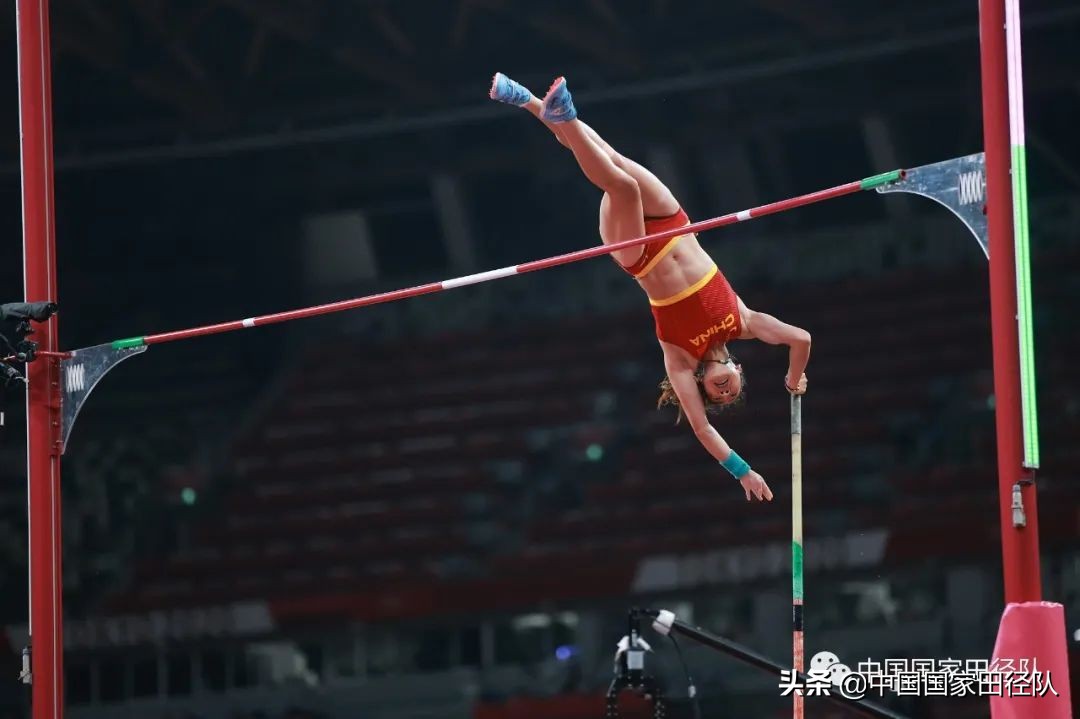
(619, 209, 692, 278)
(615, 208, 741, 359)
(650, 265, 742, 360)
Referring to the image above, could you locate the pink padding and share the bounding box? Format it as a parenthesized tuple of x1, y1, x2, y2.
(990, 601, 1072, 719)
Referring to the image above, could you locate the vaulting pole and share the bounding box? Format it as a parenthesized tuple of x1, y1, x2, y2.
(790, 395, 804, 719)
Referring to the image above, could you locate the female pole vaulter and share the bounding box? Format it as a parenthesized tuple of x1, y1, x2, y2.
(490, 74, 811, 502)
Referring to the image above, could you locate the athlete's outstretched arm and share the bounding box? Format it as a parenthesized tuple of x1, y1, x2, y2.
(741, 307, 811, 392)
(662, 349, 774, 502)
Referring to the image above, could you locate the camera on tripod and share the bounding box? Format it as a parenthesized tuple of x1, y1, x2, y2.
(1, 301, 58, 386)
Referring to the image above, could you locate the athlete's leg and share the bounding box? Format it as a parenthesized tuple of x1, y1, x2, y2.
(491, 75, 644, 261)
(521, 97, 571, 149)
(526, 102, 678, 217)
(491, 73, 679, 218)
(522, 95, 630, 202)
(577, 121, 679, 218)
(557, 120, 647, 266)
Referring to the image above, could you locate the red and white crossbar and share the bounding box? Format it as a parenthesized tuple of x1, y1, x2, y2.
(111, 169, 903, 350)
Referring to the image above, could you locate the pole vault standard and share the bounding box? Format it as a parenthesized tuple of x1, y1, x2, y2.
(979, 1, 1071, 715)
(978, 0, 1040, 606)
(16, 3, 65, 719)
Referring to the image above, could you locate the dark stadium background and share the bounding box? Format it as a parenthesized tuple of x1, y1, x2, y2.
(0, 1, 1078, 718)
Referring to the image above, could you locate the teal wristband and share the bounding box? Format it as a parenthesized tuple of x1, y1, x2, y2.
(720, 450, 751, 479)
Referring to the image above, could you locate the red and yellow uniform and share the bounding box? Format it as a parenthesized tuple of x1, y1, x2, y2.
(650, 266, 741, 360)
(622, 208, 692, 278)
(618, 209, 742, 360)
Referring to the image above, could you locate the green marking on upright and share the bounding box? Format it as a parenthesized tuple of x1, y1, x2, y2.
(792, 541, 804, 601)
(111, 337, 146, 350)
(1011, 144, 1040, 467)
(859, 169, 902, 190)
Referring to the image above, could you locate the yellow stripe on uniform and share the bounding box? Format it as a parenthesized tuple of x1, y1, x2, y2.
(649, 265, 718, 307)
(633, 233, 687, 278)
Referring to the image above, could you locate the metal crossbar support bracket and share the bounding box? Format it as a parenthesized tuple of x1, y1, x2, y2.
(60, 343, 147, 453)
(876, 152, 989, 258)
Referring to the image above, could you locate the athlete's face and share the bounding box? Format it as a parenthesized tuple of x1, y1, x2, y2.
(702, 358, 742, 404)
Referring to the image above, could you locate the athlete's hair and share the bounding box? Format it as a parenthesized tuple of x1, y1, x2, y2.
(656, 358, 745, 424)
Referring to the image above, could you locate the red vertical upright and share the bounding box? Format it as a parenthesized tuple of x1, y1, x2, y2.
(980, 4, 1071, 712)
(16, 1, 65, 718)
(977, 0, 1041, 602)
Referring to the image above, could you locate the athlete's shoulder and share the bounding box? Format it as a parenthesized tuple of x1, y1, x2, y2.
(735, 297, 755, 339)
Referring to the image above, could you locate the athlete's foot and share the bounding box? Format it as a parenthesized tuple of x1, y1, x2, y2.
(540, 76, 577, 123)
(489, 72, 532, 106)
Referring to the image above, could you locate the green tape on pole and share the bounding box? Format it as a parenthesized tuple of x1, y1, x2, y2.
(792, 541, 804, 601)
(859, 169, 902, 190)
(1011, 144, 1040, 467)
(111, 337, 146, 350)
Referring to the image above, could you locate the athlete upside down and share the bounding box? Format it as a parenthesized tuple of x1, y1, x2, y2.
(491, 74, 811, 502)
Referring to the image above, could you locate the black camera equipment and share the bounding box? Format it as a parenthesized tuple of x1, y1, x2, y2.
(0, 302, 58, 386)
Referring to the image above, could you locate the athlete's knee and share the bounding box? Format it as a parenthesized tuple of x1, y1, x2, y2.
(609, 151, 632, 170)
(605, 171, 640, 200)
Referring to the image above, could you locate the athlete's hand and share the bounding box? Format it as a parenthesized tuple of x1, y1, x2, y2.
(785, 372, 808, 395)
(740, 470, 774, 502)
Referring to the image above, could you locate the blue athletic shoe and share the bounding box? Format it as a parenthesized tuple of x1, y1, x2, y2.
(489, 72, 532, 106)
(540, 76, 577, 123)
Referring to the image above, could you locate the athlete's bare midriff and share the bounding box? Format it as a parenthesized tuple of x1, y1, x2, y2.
(634, 234, 715, 300)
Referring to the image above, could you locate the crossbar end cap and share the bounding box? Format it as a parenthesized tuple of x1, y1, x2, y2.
(652, 609, 675, 635)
